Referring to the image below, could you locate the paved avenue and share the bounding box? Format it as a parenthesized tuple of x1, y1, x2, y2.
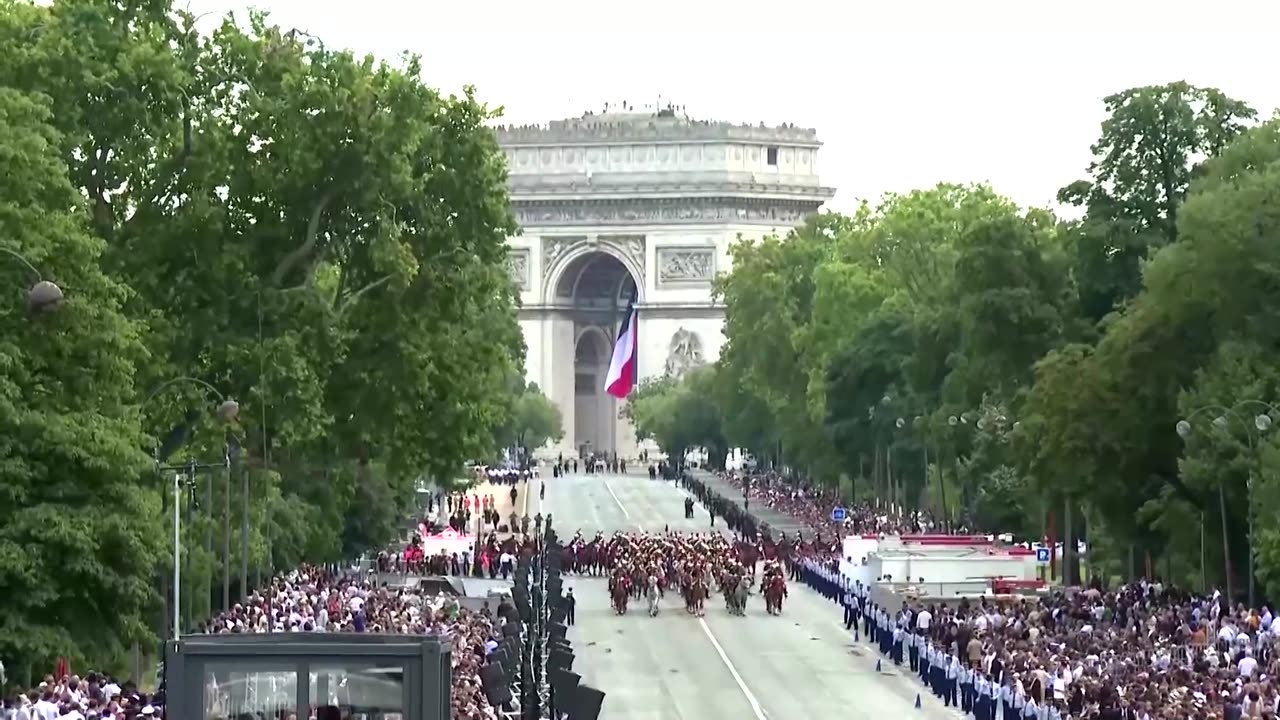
(530, 471, 962, 720)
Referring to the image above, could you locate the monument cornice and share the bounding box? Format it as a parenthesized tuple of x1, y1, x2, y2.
(500, 136, 823, 149)
(511, 195, 829, 228)
(509, 180, 836, 201)
(519, 302, 726, 318)
(496, 121, 821, 148)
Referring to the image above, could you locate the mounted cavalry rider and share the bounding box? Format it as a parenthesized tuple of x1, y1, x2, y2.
(646, 575, 661, 616)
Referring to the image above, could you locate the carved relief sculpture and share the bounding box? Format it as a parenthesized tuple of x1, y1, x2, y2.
(657, 248, 715, 285)
(599, 235, 646, 275)
(665, 328, 705, 379)
(542, 236, 589, 284)
(507, 248, 530, 290)
(542, 237, 571, 270)
(623, 236, 645, 269)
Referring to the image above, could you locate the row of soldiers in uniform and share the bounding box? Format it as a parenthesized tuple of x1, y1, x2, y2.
(549, 456, 628, 476)
(647, 460, 673, 480)
(799, 557, 1068, 720)
(681, 472, 760, 541)
(551, 452, 628, 476)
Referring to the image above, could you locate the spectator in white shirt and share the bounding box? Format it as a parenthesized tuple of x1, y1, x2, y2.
(1237, 649, 1258, 678)
(916, 607, 932, 631)
(30, 693, 57, 720)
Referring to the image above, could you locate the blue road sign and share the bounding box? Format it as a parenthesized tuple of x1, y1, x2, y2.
(832, 507, 847, 522)
(1035, 547, 1051, 564)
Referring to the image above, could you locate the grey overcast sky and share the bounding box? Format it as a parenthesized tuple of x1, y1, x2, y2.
(188, 0, 1280, 214)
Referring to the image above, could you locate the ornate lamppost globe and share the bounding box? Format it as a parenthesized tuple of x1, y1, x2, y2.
(895, 418, 905, 429)
(217, 398, 241, 422)
(1012, 421, 1021, 432)
(881, 395, 892, 406)
(948, 415, 959, 427)
(28, 279, 64, 313)
(1175, 420, 1192, 438)
(1212, 416, 1229, 431)
(1257, 414, 1273, 432)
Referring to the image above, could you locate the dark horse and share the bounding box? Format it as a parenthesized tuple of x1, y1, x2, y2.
(610, 577, 630, 615)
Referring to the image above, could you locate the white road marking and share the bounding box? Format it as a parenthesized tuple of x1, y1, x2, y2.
(698, 618, 767, 720)
(603, 478, 631, 520)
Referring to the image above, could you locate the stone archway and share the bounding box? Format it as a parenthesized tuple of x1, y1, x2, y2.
(572, 329, 610, 456)
(557, 252, 638, 456)
(542, 238, 646, 307)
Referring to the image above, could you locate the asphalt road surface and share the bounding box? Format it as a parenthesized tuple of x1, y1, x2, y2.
(529, 470, 961, 720)
(691, 469, 813, 536)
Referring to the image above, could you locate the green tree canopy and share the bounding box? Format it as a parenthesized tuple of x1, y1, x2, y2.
(498, 382, 565, 453)
(702, 82, 1278, 597)
(0, 87, 164, 682)
(627, 368, 727, 468)
(0, 0, 524, 678)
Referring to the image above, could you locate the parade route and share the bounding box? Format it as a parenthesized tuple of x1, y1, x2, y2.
(532, 470, 960, 720)
(691, 469, 813, 536)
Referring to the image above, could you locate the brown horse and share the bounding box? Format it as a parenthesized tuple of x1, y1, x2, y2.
(611, 579, 629, 615)
(685, 578, 709, 617)
(765, 578, 787, 615)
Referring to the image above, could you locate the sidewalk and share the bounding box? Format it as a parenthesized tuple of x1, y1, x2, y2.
(690, 470, 810, 535)
(471, 480, 529, 518)
(423, 481, 530, 537)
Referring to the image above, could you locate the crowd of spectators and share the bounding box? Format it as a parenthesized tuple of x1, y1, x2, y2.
(3, 565, 517, 720)
(720, 470, 941, 537)
(209, 566, 516, 720)
(2, 673, 156, 720)
(719, 469, 1280, 719)
(895, 582, 1280, 720)
(381, 545, 469, 576)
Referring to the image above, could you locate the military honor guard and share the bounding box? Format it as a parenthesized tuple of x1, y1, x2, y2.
(944, 652, 960, 707)
(974, 671, 993, 720)
(919, 635, 932, 686)
(842, 578, 857, 630)
(908, 627, 920, 672)
(877, 607, 892, 656)
(1001, 678, 1016, 720)
(959, 661, 974, 714)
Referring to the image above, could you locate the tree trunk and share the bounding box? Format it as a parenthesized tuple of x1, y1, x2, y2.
(1063, 497, 1076, 586)
(1219, 483, 1233, 603)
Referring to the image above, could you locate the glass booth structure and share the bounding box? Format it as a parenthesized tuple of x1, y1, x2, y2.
(165, 633, 452, 720)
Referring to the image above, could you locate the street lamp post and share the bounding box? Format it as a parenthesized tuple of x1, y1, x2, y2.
(159, 458, 228, 638)
(889, 415, 933, 520)
(914, 417, 928, 522)
(1, 247, 64, 313)
(871, 395, 892, 507)
(1176, 401, 1278, 608)
(144, 377, 239, 639)
(946, 413, 971, 532)
(942, 409, 1017, 535)
(909, 415, 949, 532)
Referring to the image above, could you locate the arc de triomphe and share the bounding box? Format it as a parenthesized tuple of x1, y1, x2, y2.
(496, 110, 833, 459)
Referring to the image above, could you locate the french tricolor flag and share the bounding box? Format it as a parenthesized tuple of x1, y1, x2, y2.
(604, 303, 638, 399)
